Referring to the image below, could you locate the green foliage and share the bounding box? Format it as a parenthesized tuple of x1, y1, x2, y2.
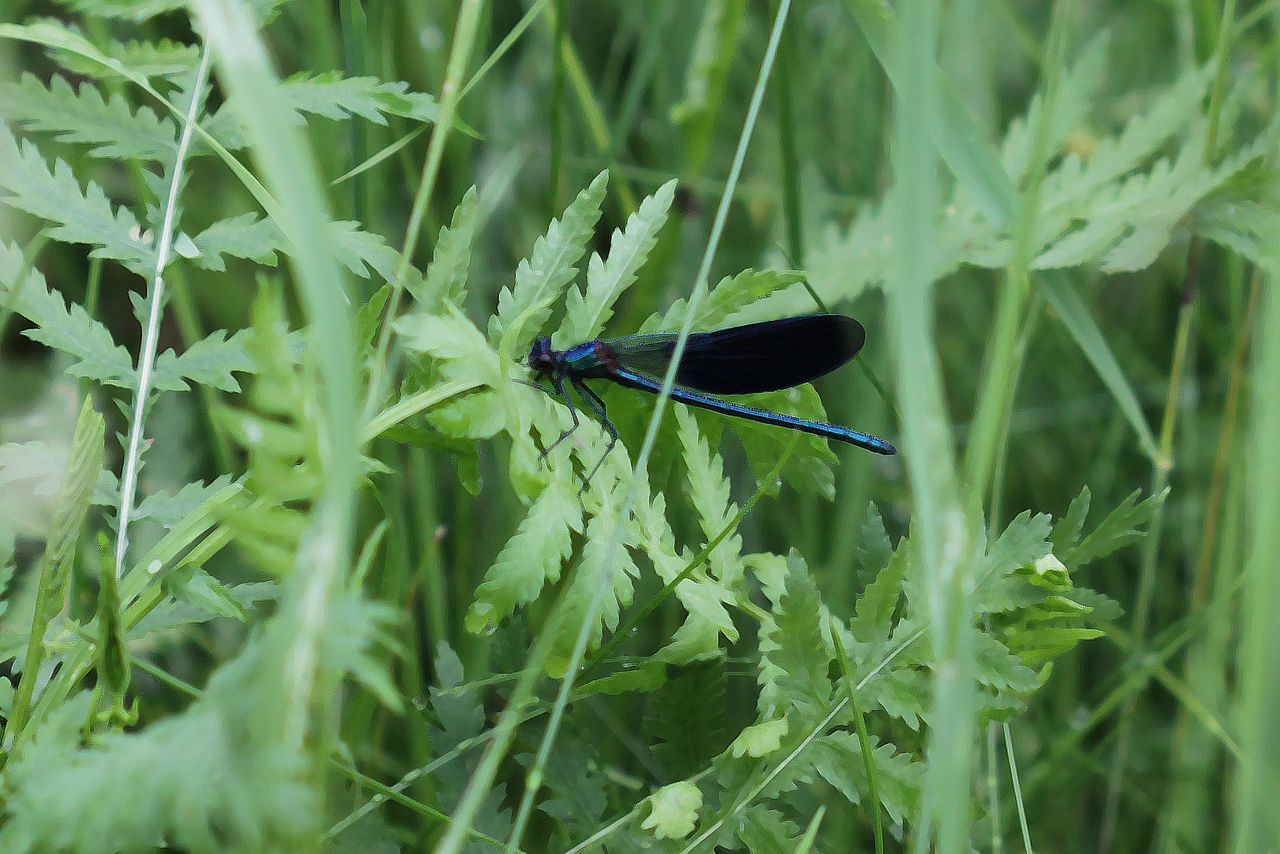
(0, 3, 1263, 851)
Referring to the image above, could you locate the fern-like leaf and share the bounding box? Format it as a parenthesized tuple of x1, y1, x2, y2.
(0, 125, 154, 275)
(490, 171, 608, 358)
(558, 178, 676, 342)
(465, 476, 581, 635)
(411, 186, 479, 311)
(0, 242, 134, 386)
(0, 73, 176, 161)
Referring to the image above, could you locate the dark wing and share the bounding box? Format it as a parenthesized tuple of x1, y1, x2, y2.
(608, 314, 865, 394)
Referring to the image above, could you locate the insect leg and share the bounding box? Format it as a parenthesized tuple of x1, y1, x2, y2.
(573, 379, 619, 490)
(539, 374, 581, 460)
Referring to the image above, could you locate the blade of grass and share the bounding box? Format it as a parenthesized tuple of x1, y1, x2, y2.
(883, 4, 976, 850)
(1229, 269, 1280, 851)
(113, 48, 211, 579)
(193, 0, 360, 771)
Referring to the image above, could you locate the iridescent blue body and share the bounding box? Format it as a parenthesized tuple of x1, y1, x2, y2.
(527, 314, 896, 484)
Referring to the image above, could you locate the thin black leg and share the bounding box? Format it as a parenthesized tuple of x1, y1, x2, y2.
(573, 379, 618, 490)
(540, 374, 581, 460)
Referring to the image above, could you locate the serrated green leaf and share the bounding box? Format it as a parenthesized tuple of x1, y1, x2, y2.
(491, 171, 608, 359)
(57, 0, 186, 21)
(205, 71, 439, 151)
(53, 36, 199, 79)
(675, 408, 744, 587)
(809, 731, 924, 826)
(187, 213, 280, 271)
(411, 186, 478, 311)
(0, 124, 154, 275)
(1068, 488, 1164, 566)
(151, 329, 255, 393)
(733, 807, 801, 854)
(644, 659, 729, 777)
(466, 478, 581, 635)
(0, 242, 135, 387)
(427, 643, 512, 839)
(1050, 486, 1091, 555)
(758, 555, 831, 716)
(971, 510, 1053, 614)
(974, 630, 1038, 694)
(730, 718, 789, 758)
(649, 267, 809, 332)
(131, 581, 277, 636)
(548, 499, 639, 675)
(642, 781, 702, 841)
(559, 179, 675, 342)
(0, 73, 176, 161)
(850, 542, 907, 650)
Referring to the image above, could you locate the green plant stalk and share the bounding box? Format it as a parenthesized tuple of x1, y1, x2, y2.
(552, 18, 638, 218)
(338, 0, 370, 225)
(364, 0, 484, 419)
(1002, 722, 1033, 854)
(775, 6, 804, 271)
(2, 399, 103, 752)
(113, 47, 212, 579)
(1230, 273, 1280, 851)
(194, 0, 363, 807)
(882, 3, 975, 850)
(1098, 294, 1194, 850)
(548, 0, 566, 214)
(832, 622, 885, 854)
(963, 0, 1070, 500)
(1100, 0, 1237, 837)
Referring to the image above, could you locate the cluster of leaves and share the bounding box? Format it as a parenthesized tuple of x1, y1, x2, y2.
(748, 34, 1280, 316)
(0, 4, 1233, 851)
(0, 12, 431, 849)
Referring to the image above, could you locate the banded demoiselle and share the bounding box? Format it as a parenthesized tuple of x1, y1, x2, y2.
(527, 314, 896, 484)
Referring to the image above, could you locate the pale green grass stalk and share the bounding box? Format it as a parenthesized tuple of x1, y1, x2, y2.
(193, 0, 359, 774)
(365, 0, 483, 419)
(1229, 274, 1280, 849)
(112, 48, 211, 578)
(963, 0, 1070, 501)
(884, 4, 974, 851)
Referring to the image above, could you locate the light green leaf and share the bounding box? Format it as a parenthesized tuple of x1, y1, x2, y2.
(730, 718, 788, 758)
(758, 555, 831, 716)
(0, 124, 153, 275)
(187, 213, 280, 272)
(465, 477, 581, 636)
(411, 186, 479, 311)
(0, 73, 176, 161)
(651, 267, 808, 331)
(559, 178, 676, 342)
(675, 408, 744, 587)
(548, 494, 639, 675)
(642, 781, 702, 841)
(53, 36, 199, 79)
(491, 171, 608, 359)
(0, 242, 134, 387)
(151, 329, 255, 393)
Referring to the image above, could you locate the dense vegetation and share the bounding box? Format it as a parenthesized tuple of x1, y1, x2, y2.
(0, 0, 1276, 850)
